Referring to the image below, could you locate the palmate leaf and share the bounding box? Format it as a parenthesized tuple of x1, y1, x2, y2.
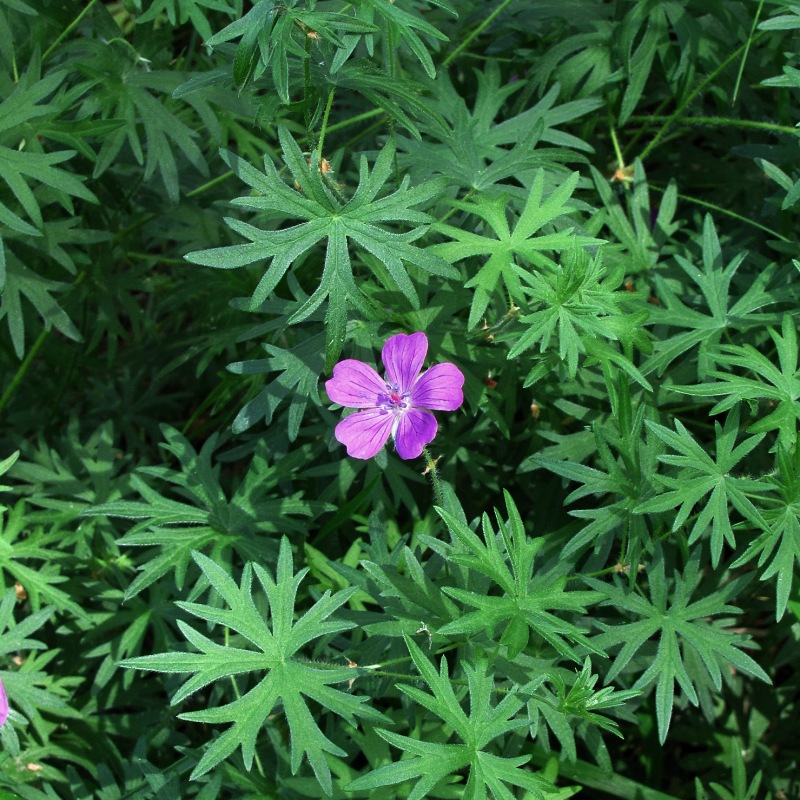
(0, 68, 97, 354)
(732, 443, 800, 620)
(671, 314, 800, 448)
(335, 0, 451, 79)
(0, 589, 80, 736)
(205, 0, 377, 99)
(123, 538, 385, 793)
(399, 64, 600, 193)
(431, 170, 602, 329)
(590, 159, 679, 276)
(347, 638, 553, 800)
(227, 332, 325, 437)
(0, 67, 97, 230)
(506, 248, 651, 385)
(436, 492, 600, 662)
(586, 548, 769, 744)
(642, 215, 780, 378)
(0, 501, 88, 622)
(530, 392, 663, 564)
(84, 426, 326, 597)
(134, 0, 238, 42)
(187, 127, 455, 368)
(0, 250, 82, 358)
(636, 409, 770, 567)
(69, 39, 209, 202)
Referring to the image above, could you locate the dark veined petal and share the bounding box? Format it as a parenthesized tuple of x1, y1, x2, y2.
(382, 332, 427, 393)
(334, 408, 394, 459)
(410, 363, 464, 411)
(325, 359, 386, 408)
(394, 408, 437, 460)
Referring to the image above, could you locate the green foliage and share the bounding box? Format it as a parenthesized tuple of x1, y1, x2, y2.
(586, 548, 769, 744)
(348, 638, 552, 800)
(436, 492, 599, 662)
(187, 127, 455, 368)
(672, 314, 800, 448)
(84, 426, 326, 597)
(637, 410, 768, 567)
(1, 0, 799, 797)
(124, 538, 384, 792)
(431, 170, 598, 330)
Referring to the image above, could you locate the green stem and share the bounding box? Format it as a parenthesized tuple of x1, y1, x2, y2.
(325, 107, 384, 134)
(186, 171, 235, 199)
(317, 88, 335, 163)
(610, 125, 625, 168)
(443, 0, 514, 67)
(624, 95, 671, 153)
(733, 0, 765, 106)
(422, 447, 444, 507)
(0, 329, 48, 415)
(42, 0, 99, 62)
(647, 183, 790, 242)
(638, 30, 767, 162)
(303, 36, 313, 144)
(631, 114, 800, 138)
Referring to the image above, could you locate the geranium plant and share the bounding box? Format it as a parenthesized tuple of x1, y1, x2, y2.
(0, 0, 798, 798)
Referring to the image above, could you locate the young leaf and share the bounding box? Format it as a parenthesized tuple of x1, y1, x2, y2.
(506, 248, 651, 383)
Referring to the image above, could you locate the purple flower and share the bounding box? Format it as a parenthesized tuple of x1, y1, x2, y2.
(0, 677, 8, 727)
(325, 332, 464, 460)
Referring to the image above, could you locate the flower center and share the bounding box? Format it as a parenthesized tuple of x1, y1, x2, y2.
(383, 384, 409, 411)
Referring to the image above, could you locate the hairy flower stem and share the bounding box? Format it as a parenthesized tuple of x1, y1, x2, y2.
(422, 447, 444, 507)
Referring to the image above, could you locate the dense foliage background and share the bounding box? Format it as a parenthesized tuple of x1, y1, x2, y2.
(1, 0, 799, 797)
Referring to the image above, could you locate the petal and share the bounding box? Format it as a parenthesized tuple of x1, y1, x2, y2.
(410, 363, 464, 411)
(394, 408, 437, 460)
(334, 409, 394, 459)
(0, 678, 8, 727)
(382, 332, 427, 393)
(325, 360, 386, 408)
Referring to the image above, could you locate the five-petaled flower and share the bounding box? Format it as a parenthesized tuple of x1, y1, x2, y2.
(0, 677, 8, 726)
(325, 332, 464, 460)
